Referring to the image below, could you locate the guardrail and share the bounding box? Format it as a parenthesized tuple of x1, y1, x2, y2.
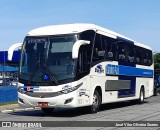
(0, 86, 18, 103)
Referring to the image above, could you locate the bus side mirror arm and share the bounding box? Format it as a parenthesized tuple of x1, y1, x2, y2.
(72, 40, 90, 59)
(8, 43, 22, 61)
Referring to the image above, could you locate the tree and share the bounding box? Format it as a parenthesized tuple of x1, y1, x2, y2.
(154, 53, 160, 79)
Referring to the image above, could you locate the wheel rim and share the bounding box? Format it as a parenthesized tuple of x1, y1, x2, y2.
(92, 93, 99, 111)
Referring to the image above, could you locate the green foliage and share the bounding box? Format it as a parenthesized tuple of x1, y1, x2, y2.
(154, 53, 160, 78)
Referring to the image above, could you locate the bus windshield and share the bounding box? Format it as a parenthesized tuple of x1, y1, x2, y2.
(19, 35, 77, 85)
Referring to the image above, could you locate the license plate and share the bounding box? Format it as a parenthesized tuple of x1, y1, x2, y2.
(38, 102, 48, 107)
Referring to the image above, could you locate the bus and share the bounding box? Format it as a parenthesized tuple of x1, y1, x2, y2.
(8, 24, 154, 114)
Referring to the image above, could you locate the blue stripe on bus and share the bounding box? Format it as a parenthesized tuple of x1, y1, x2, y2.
(106, 64, 153, 78)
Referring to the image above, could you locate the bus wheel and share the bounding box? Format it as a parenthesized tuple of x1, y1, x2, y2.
(41, 108, 54, 115)
(90, 90, 101, 113)
(138, 88, 144, 104)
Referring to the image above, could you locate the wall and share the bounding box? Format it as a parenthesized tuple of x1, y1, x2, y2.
(0, 86, 18, 103)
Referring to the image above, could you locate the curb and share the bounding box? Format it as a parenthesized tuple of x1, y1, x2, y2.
(0, 107, 41, 113)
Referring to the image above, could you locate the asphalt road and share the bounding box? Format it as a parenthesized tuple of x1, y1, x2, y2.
(0, 95, 160, 130)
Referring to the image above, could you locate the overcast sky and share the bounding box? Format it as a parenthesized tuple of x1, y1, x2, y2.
(0, 0, 160, 52)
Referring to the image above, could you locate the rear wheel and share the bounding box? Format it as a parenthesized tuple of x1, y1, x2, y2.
(90, 90, 101, 113)
(41, 108, 54, 115)
(137, 87, 144, 104)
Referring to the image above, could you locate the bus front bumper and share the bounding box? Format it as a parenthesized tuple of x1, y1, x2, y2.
(18, 90, 90, 108)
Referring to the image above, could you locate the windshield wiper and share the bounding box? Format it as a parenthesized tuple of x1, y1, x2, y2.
(27, 59, 59, 85)
(42, 64, 59, 85)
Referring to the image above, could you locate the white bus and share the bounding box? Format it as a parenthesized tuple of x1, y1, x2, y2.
(8, 24, 154, 114)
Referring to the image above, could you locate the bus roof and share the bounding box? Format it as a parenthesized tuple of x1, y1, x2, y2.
(27, 23, 130, 39)
(27, 23, 96, 36)
(27, 23, 152, 50)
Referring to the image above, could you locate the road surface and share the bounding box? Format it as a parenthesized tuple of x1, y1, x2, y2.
(0, 95, 160, 130)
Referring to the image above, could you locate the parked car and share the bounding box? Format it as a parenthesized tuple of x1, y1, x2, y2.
(10, 78, 18, 86)
(0, 76, 11, 86)
(3, 78, 12, 86)
(0, 76, 18, 86)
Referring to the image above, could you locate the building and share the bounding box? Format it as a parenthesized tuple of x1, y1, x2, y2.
(0, 50, 20, 78)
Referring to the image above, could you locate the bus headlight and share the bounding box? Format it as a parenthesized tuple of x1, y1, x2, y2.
(60, 83, 83, 94)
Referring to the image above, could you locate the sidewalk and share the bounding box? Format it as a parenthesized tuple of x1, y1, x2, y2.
(0, 103, 40, 113)
(0, 103, 19, 111)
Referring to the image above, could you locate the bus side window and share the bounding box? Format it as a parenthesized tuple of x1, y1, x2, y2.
(135, 47, 140, 64)
(77, 47, 89, 74)
(79, 30, 94, 65)
(103, 36, 116, 60)
(143, 49, 152, 66)
(136, 57, 140, 63)
(128, 44, 135, 63)
(147, 50, 153, 66)
(118, 42, 127, 62)
(128, 55, 134, 63)
(134, 46, 152, 66)
(92, 34, 105, 63)
(141, 49, 147, 65)
(108, 51, 113, 59)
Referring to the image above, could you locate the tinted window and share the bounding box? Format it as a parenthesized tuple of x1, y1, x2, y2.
(135, 46, 141, 64)
(92, 34, 105, 63)
(78, 30, 95, 74)
(103, 36, 117, 61)
(141, 48, 153, 66)
(117, 42, 130, 62)
(82, 31, 153, 67)
(134, 46, 152, 66)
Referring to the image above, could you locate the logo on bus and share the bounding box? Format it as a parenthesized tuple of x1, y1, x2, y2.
(40, 93, 45, 98)
(95, 65, 104, 74)
(106, 64, 119, 75)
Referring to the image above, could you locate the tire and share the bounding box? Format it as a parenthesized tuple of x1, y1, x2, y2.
(137, 88, 144, 104)
(41, 108, 54, 115)
(90, 90, 101, 113)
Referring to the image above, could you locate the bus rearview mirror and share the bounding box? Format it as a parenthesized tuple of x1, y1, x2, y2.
(72, 40, 90, 59)
(8, 43, 22, 61)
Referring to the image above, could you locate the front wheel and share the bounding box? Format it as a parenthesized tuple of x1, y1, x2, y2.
(41, 108, 54, 115)
(90, 90, 101, 113)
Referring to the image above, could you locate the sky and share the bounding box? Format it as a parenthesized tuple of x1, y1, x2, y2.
(0, 0, 160, 52)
